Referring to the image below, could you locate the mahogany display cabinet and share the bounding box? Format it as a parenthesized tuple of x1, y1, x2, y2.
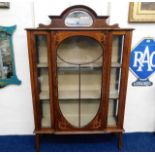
(26, 5, 133, 151)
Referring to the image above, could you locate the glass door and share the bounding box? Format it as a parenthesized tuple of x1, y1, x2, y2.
(57, 36, 103, 128)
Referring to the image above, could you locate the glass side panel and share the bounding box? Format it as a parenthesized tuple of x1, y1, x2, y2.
(36, 35, 48, 65)
(41, 100, 51, 127)
(111, 35, 124, 67)
(38, 68, 49, 100)
(107, 35, 124, 127)
(57, 36, 103, 128)
(107, 99, 118, 126)
(35, 35, 51, 128)
(109, 68, 121, 99)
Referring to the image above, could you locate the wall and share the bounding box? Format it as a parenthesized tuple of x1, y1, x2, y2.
(0, 2, 34, 134)
(0, 0, 155, 134)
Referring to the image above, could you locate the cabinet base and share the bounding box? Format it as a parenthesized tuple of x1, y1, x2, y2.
(34, 130, 123, 151)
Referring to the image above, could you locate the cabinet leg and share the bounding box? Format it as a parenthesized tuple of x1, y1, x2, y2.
(35, 134, 41, 152)
(117, 132, 123, 150)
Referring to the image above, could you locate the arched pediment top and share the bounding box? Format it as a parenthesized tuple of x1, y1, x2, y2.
(39, 5, 119, 28)
(49, 5, 106, 19)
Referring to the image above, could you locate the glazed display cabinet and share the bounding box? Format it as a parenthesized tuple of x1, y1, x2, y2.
(26, 5, 133, 151)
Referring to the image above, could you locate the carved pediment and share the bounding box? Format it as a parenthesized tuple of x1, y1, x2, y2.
(39, 5, 119, 28)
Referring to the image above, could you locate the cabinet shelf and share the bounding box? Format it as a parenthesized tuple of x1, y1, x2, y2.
(59, 98, 100, 101)
(57, 62, 102, 67)
(37, 63, 120, 69)
(58, 66, 102, 73)
(39, 90, 119, 100)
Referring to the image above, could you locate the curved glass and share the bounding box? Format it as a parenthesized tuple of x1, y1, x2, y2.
(57, 37, 102, 65)
(65, 11, 93, 27)
(57, 36, 103, 128)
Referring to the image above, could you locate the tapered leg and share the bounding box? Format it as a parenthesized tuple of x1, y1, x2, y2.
(118, 132, 123, 150)
(35, 134, 40, 152)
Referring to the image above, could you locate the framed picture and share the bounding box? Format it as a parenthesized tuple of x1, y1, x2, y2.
(0, 26, 21, 88)
(0, 2, 9, 8)
(128, 2, 155, 23)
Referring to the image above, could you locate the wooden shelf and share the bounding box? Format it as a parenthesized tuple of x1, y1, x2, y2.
(59, 98, 100, 101)
(58, 66, 102, 73)
(37, 63, 120, 68)
(57, 61, 102, 67)
(39, 90, 119, 100)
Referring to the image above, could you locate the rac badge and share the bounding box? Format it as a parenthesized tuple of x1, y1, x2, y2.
(130, 38, 155, 86)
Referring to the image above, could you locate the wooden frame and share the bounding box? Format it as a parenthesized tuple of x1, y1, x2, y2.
(52, 31, 108, 132)
(26, 5, 133, 151)
(129, 2, 155, 23)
